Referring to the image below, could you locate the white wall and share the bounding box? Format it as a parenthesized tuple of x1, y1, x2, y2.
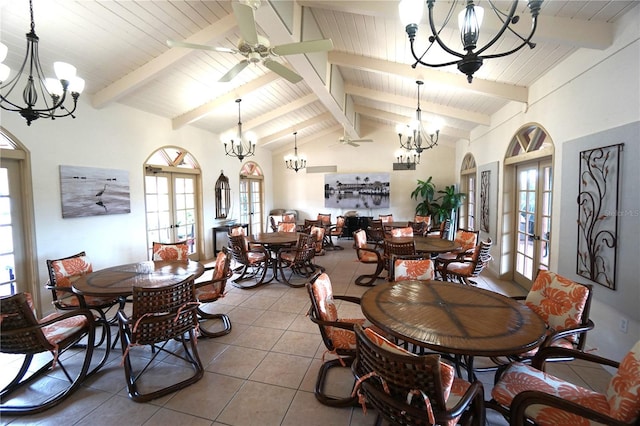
(271, 119, 458, 222)
(1, 98, 273, 314)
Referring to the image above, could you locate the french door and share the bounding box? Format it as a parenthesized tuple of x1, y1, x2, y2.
(239, 176, 263, 234)
(145, 172, 199, 259)
(0, 159, 25, 296)
(514, 161, 552, 287)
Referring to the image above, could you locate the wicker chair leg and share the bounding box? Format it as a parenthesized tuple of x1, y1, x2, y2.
(355, 261, 385, 286)
(196, 309, 232, 338)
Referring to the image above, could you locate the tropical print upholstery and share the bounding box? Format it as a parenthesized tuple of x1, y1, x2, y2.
(277, 222, 297, 232)
(454, 229, 479, 253)
(379, 214, 393, 223)
(606, 340, 640, 423)
(282, 213, 296, 222)
(311, 273, 364, 350)
(50, 255, 93, 288)
(310, 225, 325, 255)
(525, 270, 590, 343)
(360, 326, 471, 425)
(195, 251, 227, 302)
(354, 230, 379, 262)
(23, 293, 89, 347)
(317, 213, 331, 226)
(152, 242, 188, 261)
(394, 258, 434, 281)
(493, 341, 640, 426)
(391, 226, 413, 237)
(414, 215, 431, 227)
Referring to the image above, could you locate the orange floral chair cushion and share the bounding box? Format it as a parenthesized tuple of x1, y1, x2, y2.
(454, 229, 478, 253)
(379, 214, 393, 223)
(317, 214, 331, 226)
(311, 273, 365, 350)
(606, 340, 640, 423)
(362, 326, 470, 425)
(23, 293, 89, 347)
(277, 222, 297, 232)
(354, 230, 379, 262)
(50, 255, 93, 288)
(391, 227, 414, 238)
(310, 225, 325, 255)
(414, 215, 431, 227)
(493, 341, 640, 426)
(525, 270, 590, 343)
(393, 258, 434, 282)
(152, 242, 188, 261)
(283, 213, 296, 222)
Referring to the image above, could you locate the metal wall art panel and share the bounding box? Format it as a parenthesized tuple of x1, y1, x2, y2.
(577, 143, 623, 289)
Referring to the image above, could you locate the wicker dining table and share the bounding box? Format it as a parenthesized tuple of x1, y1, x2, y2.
(360, 280, 547, 380)
(72, 260, 204, 299)
(246, 231, 299, 284)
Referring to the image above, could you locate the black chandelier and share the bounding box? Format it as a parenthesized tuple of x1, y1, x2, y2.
(0, 0, 84, 125)
(221, 99, 256, 161)
(399, 0, 543, 83)
(284, 132, 306, 173)
(396, 81, 441, 163)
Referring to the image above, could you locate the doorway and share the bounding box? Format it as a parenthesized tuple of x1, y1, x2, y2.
(239, 162, 264, 234)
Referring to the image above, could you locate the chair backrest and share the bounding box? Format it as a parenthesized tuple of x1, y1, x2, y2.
(228, 234, 251, 265)
(152, 241, 189, 261)
(408, 220, 427, 236)
(392, 255, 435, 282)
(470, 238, 492, 276)
(269, 216, 278, 232)
(353, 229, 368, 250)
(0, 292, 52, 354)
(282, 212, 296, 222)
(310, 225, 325, 254)
(288, 233, 316, 264)
(228, 225, 247, 237)
(277, 222, 297, 232)
(303, 219, 320, 233)
(383, 239, 416, 272)
(130, 276, 198, 345)
(525, 270, 593, 345)
(353, 324, 453, 416)
(317, 213, 331, 226)
(366, 219, 385, 243)
(378, 214, 393, 223)
(333, 215, 345, 233)
(606, 340, 640, 424)
(454, 228, 480, 252)
(414, 215, 431, 227)
(306, 272, 340, 350)
(390, 226, 413, 238)
(46, 251, 92, 289)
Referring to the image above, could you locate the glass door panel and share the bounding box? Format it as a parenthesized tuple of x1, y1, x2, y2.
(0, 160, 25, 296)
(239, 177, 263, 234)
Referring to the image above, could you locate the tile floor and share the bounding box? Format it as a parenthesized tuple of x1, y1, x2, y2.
(1, 239, 612, 425)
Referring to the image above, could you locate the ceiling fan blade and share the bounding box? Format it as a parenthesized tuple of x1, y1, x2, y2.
(348, 141, 360, 147)
(232, 2, 259, 46)
(166, 40, 236, 53)
(218, 60, 249, 82)
(263, 59, 303, 84)
(351, 139, 373, 143)
(272, 39, 334, 56)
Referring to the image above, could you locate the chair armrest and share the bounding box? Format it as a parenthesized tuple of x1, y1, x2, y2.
(445, 380, 485, 420)
(334, 294, 362, 305)
(38, 307, 96, 328)
(532, 345, 619, 371)
(510, 390, 628, 426)
(307, 309, 359, 332)
(542, 319, 595, 347)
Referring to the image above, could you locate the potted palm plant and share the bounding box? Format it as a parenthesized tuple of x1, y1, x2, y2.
(410, 177, 438, 217)
(432, 185, 466, 225)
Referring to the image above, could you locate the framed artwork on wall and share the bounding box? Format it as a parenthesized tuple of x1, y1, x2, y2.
(324, 173, 390, 209)
(59, 165, 131, 218)
(577, 143, 623, 289)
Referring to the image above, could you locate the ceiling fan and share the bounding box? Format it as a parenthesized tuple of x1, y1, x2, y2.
(337, 127, 373, 147)
(167, 0, 333, 84)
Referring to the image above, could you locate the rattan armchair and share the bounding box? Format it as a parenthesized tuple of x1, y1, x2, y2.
(117, 276, 203, 402)
(352, 324, 486, 426)
(437, 238, 492, 285)
(382, 238, 416, 278)
(353, 229, 385, 286)
(194, 247, 232, 337)
(306, 272, 366, 407)
(1, 292, 99, 415)
(390, 254, 435, 282)
(227, 234, 269, 289)
(489, 343, 640, 426)
(276, 232, 320, 287)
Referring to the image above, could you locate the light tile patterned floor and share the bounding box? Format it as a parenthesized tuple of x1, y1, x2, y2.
(1, 239, 611, 425)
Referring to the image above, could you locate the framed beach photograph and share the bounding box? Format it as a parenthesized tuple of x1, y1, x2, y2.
(59, 165, 131, 218)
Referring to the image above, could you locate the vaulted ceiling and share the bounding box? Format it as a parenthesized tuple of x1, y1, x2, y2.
(0, 0, 636, 150)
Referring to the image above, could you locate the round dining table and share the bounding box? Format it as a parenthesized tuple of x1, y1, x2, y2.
(72, 260, 204, 298)
(361, 280, 547, 380)
(246, 231, 300, 285)
(386, 235, 461, 254)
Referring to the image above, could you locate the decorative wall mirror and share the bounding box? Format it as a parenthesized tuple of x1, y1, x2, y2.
(215, 170, 230, 219)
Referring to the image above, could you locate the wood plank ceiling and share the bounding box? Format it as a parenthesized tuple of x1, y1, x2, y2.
(0, 0, 636, 150)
